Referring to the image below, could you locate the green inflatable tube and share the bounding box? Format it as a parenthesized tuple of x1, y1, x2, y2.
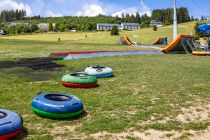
(62, 73, 97, 84)
(32, 107, 83, 119)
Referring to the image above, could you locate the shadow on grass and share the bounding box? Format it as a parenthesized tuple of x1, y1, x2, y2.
(34, 110, 88, 121)
(0, 57, 65, 82)
(0, 57, 64, 70)
(14, 127, 28, 140)
(59, 110, 88, 121)
(61, 84, 100, 89)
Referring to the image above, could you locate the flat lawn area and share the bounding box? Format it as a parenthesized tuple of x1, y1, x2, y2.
(1, 22, 210, 139)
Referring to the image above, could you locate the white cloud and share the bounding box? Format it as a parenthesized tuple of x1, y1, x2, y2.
(0, 0, 32, 16)
(46, 11, 63, 17)
(76, 4, 105, 17)
(0, 0, 151, 18)
(111, 0, 151, 17)
(139, 0, 151, 16)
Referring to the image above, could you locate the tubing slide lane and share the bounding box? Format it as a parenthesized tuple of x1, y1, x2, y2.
(64, 51, 163, 60)
(50, 50, 143, 57)
(153, 38, 162, 45)
(50, 50, 148, 59)
(162, 35, 193, 53)
(123, 36, 133, 45)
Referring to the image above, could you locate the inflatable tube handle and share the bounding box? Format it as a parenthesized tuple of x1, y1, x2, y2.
(72, 102, 79, 106)
(96, 69, 103, 72)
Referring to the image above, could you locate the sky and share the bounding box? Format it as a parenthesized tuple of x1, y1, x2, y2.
(0, 0, 209, 18)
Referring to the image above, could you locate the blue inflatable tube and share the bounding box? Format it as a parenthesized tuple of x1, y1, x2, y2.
(95, 72, 113, 78)
(0, 109, 23, 136)
(32, 92, 83, 114)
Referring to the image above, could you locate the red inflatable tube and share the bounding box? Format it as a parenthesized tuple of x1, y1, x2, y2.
(0, 129, 21, 140)
(61, 82, 97, 88)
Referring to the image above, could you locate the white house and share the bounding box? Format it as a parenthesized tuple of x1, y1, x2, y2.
(0, 30, 5, 35)
(38, 23, 56, 31)
(150, 20, 163, 27)
(9, 22, 29, 26)
(97, 23, 122, 30)
(121, 23, 140, 30)
(97, 23, 140, 30)
(70, 28, 77, 32)
(38, 23, 48, 31)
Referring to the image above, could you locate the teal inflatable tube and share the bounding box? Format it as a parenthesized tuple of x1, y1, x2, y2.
(96, 73, 113, 78)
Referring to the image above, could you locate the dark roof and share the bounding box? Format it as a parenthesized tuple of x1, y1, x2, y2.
(122, 23, 140, 26)
(97, 23, 120, 26)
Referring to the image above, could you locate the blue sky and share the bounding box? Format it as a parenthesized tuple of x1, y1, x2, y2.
(0, 0, 209, 18)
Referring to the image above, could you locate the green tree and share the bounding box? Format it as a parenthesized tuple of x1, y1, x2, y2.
(190, 16, 194, 21)
(31, 24, 38, 32)
(153, 25, 157, 31)
(141, 14, 151, 27)
(58, 23, 65, 32)
(48, 22, 53, 31)
(130, 14, 135, 23)
(111, 26, 119, 36)
(151, 7, 190, 25)
(22, 25, 32, 33)
(135, 12, 141, 24)
(54, 23, 60, 31)
(194, 22, 208, 38)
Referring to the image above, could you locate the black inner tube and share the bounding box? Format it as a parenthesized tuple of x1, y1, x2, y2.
(0, 112, 6, 119)
(45, 94, 71, 101)
(92, 66, 106, 69)
(71, 73, 88, 77)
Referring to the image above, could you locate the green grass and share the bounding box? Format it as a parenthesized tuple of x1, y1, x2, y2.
(0, 21, 210, 139)
(0, 21, 200, 44)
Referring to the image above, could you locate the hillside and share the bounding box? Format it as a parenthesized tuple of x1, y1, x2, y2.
(1, 21, 203, 45)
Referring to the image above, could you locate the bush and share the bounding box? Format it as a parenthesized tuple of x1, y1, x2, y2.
(153, 26, 157, 31)
(111, 26, 119, 36)
(31, 24, 38, 32)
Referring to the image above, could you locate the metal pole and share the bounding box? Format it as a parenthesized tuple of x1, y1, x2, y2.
(173, 0, 178, 40)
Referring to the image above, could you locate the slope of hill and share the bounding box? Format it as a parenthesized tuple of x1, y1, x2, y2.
(1, 21, 203, 45)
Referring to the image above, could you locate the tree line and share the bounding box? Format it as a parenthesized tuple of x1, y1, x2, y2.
(0, 12, 152, 34)
(0, 9, 26, 22)
(151, 7, 191, 25)
(0, 7, 198, 35)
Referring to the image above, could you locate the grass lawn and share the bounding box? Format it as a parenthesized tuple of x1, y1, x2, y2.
(0, 21, 210, 139)
(1, 21, 198, 44)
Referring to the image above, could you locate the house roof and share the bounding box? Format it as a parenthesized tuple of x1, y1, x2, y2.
(150, 20, 162, 23)
(97, 23, 140, 27)
(97, 23, 120, 26)
(122, 23, 140, 26)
